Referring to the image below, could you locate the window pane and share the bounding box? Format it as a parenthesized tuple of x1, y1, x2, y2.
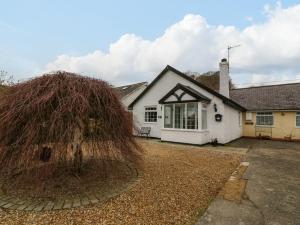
(201, 109, 207, 130)
(187, 103, 198, 129)
(164, 105, 173, 128)
(145, 106, 157, 122)
(175, 104, 185, 129)
(256, 112, 273, 126)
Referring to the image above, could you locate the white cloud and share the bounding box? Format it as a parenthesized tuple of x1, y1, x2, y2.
(45, 3, 300, 86)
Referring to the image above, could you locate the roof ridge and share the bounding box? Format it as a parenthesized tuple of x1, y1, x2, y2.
(116, 81, 147, 88)
(232, 82, 300, 90)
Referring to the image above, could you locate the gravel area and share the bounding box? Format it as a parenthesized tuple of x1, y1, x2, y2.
(0, 139, 241, 225)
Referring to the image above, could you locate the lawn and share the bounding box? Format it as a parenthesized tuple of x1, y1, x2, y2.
(0, 139, 241, 225)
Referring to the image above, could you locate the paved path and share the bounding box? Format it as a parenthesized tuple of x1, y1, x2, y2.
(0, 174, 140, 212)
(196, 140, 300, 225)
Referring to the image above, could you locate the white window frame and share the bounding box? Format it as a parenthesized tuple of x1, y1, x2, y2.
(256, 112, 274, 127)
(163, 102, 200, 130)
(144, 106, 157, 123)
(296, 112, 300, 128)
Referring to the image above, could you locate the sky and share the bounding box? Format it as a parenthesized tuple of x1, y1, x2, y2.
(1, 0, 300, 86)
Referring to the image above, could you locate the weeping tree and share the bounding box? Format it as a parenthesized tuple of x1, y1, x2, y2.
(0, 71, 142, 178)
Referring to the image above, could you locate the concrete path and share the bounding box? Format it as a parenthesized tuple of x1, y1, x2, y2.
(196, 140, 300, 225)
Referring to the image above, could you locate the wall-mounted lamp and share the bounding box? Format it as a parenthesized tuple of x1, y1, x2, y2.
(214, 103, 218, 112)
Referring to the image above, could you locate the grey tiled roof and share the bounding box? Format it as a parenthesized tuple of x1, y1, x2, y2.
(114, 82, 147, 98)
(230, 83, 300, 111)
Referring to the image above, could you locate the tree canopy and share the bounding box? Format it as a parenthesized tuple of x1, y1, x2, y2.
(0, 71, 142, 177)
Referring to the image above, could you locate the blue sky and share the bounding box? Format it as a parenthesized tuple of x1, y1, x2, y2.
(1, 0, 300, 85)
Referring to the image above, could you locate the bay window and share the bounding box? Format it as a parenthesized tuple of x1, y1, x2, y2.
(164, 102, 200, 130)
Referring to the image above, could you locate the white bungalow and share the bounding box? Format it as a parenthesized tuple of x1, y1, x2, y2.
(128, 59, 246, 145)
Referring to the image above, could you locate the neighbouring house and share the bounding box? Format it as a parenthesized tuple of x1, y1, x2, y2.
(231, 83, 300, 141)
(128, 59, 246, 145)
(114, 82, 148, 108)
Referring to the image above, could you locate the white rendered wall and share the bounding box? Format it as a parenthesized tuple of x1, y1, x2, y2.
(161, 129, 210, 145)
(223, 104, 243, 143)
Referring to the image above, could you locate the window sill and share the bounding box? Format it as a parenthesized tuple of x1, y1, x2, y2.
(144, 122, 157, 124)
(255, 125, 274, 128)
(162, 128, 209, 133)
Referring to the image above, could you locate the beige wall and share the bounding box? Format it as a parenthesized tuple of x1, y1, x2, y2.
(243, 111, 300, 140)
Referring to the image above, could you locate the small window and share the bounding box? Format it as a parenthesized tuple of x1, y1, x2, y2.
(296, 112, 300, 127)
(145, 106, 157, 122)
(256, 112, 273, 126)
(201, 109, 207, 130)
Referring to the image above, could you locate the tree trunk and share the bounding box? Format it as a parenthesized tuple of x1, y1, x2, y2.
(73, 127, 83, 174)
(73, 143, 83, 174)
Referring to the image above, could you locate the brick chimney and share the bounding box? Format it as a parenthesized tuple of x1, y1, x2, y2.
(219, 58, 229, 98)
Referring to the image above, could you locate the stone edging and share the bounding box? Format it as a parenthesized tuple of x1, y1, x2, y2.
(0, 168, 142, 212)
